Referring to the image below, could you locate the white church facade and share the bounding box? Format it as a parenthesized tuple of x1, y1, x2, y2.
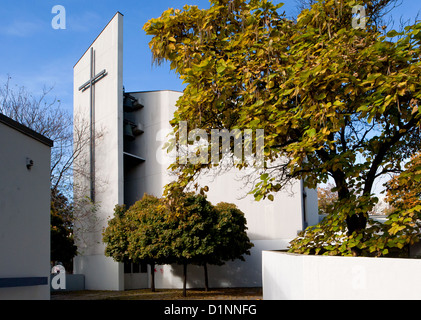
(73, 12, 318, 291)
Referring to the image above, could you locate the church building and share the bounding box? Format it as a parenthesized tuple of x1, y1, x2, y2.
(73, 12, 318, 291)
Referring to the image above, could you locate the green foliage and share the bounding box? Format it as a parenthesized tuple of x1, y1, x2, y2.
(212, 202, 253, 264)
(125, 194, 172, 265)
(144, 0, 421, 194)
(290, 152, 421, 257)
(50, 190, 77, 271)
(289, 195, 384, 256)
(164, 187, 253, 266)
(168, 192, 218, 264)
(382, 152, 421, 250)
(103, 190, 252, 276)
(102, 204, 131, 263)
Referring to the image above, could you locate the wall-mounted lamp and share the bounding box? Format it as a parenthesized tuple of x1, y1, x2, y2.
(26, 158, 34, 170)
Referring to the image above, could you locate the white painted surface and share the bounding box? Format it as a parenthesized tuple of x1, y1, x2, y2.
(0, 120, 51, 300)
(73, 254, 122, 291)
(73, 12, 124, 290)
(263, 251, 421, 300)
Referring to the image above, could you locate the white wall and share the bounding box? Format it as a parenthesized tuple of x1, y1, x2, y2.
(263, 251, 421, 300)
(124, 90, 180, 201)
(154, 239, 292, 289)
(0, 118, 51, 300)
(202, 170, 305, 241)
(73, 12, 124, 290)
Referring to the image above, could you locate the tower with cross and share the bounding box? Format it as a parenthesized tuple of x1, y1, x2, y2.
(73, 12, 125, 291)
(78, 47, 108, 202)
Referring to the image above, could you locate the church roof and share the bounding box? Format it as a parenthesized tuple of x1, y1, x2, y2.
(0, 113, 54, 147)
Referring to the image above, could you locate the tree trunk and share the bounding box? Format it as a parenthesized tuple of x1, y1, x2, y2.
(333, 172, 367, 256)
(204, 263, 209, 292)
(183, 263, 187, 297)
(345, 213, 367, 235)
(150, 262, 155, 292)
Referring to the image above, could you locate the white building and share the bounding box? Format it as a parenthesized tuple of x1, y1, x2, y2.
(73, 12, 318, 291)
(0, 114, 52, 300)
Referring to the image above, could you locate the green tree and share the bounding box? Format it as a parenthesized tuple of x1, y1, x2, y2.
(164, 185, 252, 294)
(144, 0, 421, 256)
(165, 190, 218, 296)
(126, 194, 174, 292)
(104, 190, 252, 295)
(102, 204, 130, 264)
(103, 195, 172, 292)
(382, 152, 421, 253)
(51, 190, 77, 272)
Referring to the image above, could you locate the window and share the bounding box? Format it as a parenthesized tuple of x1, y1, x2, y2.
(124, 262, 148, 274)
(124, 262, 131, 274)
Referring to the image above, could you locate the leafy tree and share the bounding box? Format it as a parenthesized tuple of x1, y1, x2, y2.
(102, 204, 130, 263)
(382, 152, 421, 252)
(144, 0, 421, 256)
(165, 190, 218, 296)
(103, 195, 172, 292)
(164, 188, 253, 294)
(289, 152, 421, 257)
(213, 202, 253, 265)
(51, 189, 77, 272)
(104, 189, 252, 294)
(126, 194, 174, 292)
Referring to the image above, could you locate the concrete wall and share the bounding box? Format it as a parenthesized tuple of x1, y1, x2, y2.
(50, 274, 85, 292)
(154, 240, 291, 289)
(0, 117, 52, 300)
(73, 12, 124, 290)
(263, 251, 421, 300)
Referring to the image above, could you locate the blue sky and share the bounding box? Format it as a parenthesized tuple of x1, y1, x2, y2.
(0, 0, 420, 116)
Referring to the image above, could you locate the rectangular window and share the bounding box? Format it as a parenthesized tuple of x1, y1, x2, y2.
(124, 262, 131, 274)
(141, 262, 148, 273)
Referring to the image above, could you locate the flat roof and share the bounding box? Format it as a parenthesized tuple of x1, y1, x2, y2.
(0, 113, 54, 147)
(127, 89, 183, 94)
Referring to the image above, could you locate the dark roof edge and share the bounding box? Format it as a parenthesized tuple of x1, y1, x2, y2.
(0, 113, 54, 148)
